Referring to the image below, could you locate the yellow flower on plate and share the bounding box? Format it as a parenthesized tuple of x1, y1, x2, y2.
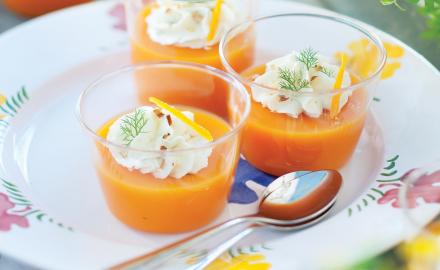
(205, 253, 272, 270)
(401, 235, 440, 259)
(381, 61, 401, 79)
(0, 94, 6, 104)
(381, 42, 404, 79)
(338, 38, 404, 80)
(400, 222, 440, 270)
(384, 42, 404, 58)
(0, 94, 6, 119)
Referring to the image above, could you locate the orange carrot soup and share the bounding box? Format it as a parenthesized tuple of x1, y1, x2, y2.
(129, 3, 255, 71)
(3, 0, 90, 17)
(134, 66, 232, 120)
(96, 108, 238, 233)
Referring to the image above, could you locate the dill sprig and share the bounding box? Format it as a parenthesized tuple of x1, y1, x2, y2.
(297, 47, 319, 70)
(278, 67, 310, 91)
(120, 109, 149, 146)
(321, 66, 336, 77)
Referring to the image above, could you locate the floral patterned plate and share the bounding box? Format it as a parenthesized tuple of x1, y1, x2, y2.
(0, 0, 439, 269)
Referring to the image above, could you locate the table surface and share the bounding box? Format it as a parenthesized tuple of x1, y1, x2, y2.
(0, 0, 438, 269)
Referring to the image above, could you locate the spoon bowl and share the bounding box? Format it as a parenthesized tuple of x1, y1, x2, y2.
(260, 170, 342, 221)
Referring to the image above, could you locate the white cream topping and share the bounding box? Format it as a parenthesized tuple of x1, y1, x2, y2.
(146, 0, 247, 49)
(252, 51, 352, 118)
(107, 106, 212, 179)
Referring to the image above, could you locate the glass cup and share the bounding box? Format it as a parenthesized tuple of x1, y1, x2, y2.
(399, 163, 440, 269)
(124, 0, 255, 71)
(220, 13, 387, 176)
(76, 61, 250, 233)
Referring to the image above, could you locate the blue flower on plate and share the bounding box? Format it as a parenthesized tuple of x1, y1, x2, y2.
(228, 158, 276, 204)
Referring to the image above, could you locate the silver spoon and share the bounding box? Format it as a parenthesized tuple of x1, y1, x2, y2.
(110, 169, 342, 270)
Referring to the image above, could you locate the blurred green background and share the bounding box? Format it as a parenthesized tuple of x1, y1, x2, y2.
(0, 0, 439, 68)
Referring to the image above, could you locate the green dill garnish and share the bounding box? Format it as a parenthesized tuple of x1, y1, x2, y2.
(297, 47, 319, 70)
(320, 66, 336, 77)
(278, 67, 310, 91)
(120, 109, 149, 146)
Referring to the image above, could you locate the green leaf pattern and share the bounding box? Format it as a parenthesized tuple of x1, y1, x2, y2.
(0, 87, 73, 232)
(347, 155, 400, 216)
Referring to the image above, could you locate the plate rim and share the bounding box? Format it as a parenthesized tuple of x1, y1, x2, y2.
(0, 0, 439, 269)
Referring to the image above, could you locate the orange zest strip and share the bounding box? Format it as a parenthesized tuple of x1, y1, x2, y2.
(330, 54, 347, 118)
(149, 97, 214, 142)
(207, 0, 223, 41)
(142, 2, 158, 18)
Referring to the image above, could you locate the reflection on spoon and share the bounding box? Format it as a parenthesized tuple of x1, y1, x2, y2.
(110, 169, 343, 270)
(261, 170, 342, 221)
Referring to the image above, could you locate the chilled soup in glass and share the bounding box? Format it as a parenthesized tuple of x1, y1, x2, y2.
(220, 14, 386, 176)
(3, 0, 91, 17)
(125, 0, 255, 71)
(77, 62, 250, 233)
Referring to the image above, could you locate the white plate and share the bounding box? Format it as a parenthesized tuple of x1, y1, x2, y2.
(0, 0, 440, 269)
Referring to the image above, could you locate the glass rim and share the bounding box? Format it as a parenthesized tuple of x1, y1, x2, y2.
(76, 60, 251, 154)
(219, 13, 388, 96)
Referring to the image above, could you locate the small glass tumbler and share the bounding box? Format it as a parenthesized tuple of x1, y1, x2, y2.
(220, 13, 387, 176)
(124, 0, 255, 71)
(76, 61, 250, 233)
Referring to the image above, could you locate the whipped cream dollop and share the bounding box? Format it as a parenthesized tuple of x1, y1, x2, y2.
(252, 51, 352, 118)
(107, 106, 212, 179)
(146, 0, 247, 49)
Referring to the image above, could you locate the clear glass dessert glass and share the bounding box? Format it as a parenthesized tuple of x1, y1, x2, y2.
(399, 163, 440, 269)
(220, 13, 387, 176)
(76, 61, 250, 233)
(124, 0, 255, 71)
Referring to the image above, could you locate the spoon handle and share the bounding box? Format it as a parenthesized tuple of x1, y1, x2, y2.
(186, 226, 257, 270)
(109, 217, 255, 270)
